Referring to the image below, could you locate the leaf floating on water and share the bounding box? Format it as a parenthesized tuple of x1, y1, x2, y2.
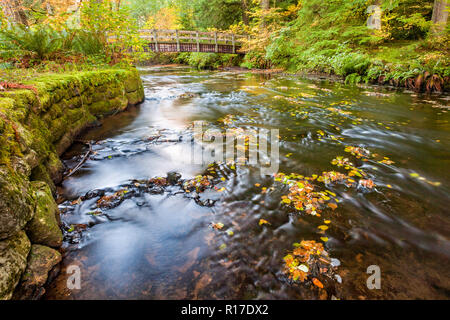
(212, 222, 224, 230)
(410, 173, 420, 178)
(359, 179, 375, 189)
(318, 225, 328, 231)
(87, 211, 102, 216)
(320, 237, 329, 242)
(327, 203, 338, 210)
(312, 278, 324, 288)
(219, 243, 227, 250)
(298, 264, 309, 273)
(226, 230, 234, 236)
(259, 219, 270, 226)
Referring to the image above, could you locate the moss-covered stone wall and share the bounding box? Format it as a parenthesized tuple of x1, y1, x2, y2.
(0, 68, 145, 299)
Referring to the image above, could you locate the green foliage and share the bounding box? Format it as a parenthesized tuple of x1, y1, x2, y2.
(176, 52, 241, 69)
(259, 0, 449, 84)
(72, 31, 105, 56)
(241, 50, 271, 69)
(191, 0, 243, 30)
(329, 47, 371, 77)
(0, 25, 63, 60)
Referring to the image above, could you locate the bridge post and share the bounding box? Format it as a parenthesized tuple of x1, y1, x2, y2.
(153, 29, 159, 52)
(196, 31, 200, 52)
(214, 32, 218, 53)
(232, 34, 235, 54)
(176, 30, 180, 52)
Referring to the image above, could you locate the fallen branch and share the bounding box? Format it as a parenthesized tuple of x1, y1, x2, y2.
(64, 140, 93, 179)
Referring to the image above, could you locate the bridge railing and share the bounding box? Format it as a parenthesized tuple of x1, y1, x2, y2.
(138, 29, 248, 53)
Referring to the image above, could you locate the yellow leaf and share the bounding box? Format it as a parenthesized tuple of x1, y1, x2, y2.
(259, 219, 270, 226)
(318, 225, 328, 231)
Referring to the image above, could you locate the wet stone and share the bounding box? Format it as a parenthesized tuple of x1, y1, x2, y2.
(13, 244, 61, 300)
(0, 231, 31, 300)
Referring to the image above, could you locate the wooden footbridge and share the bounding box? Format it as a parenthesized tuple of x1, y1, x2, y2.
(139, 29, 247, 54)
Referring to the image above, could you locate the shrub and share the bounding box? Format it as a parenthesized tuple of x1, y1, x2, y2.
(73, 31, 105, 56)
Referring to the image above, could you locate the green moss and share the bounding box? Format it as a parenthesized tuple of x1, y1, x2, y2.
(0, 230, 31, 300)
(25, 182, 62, 248)
(1, 66, 144, 193)
(0, 166, 35, 239)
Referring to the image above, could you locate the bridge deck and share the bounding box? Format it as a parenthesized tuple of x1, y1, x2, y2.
(140, 29, 246, 54)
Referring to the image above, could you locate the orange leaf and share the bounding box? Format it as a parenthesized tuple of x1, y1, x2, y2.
(328, 203, 338, 210)
(312, 278, 324, 288)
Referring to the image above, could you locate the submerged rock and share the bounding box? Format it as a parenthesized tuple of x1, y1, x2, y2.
(178, 92, 198, 99)
(25, 182, 63, 248)
(0, 231, 31, 300)
(167, 171, 182, 185)
(12, 244, 61, 300)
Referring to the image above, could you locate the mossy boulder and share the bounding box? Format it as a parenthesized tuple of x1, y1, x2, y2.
(0, 167, 35, 240)
(0, 231, 31, 300)
(25, 182, 62, 248)
(12, 244, 61, 300)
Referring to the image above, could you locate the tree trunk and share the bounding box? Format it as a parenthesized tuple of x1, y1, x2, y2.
(242, 0, 248, 25)
(432, 0, 449, 33)
(260, 0, 270, 28)
(3, 0, 29, 25)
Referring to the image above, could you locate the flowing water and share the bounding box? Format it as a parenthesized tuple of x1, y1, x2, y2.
(45, 66, 450, 300)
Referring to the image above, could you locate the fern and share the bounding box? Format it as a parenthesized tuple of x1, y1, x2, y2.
(0, 25, 62, 59)
(72, 31, 105, 56)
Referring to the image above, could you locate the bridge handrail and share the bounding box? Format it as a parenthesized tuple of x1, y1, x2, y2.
(138, 29, 248, 45)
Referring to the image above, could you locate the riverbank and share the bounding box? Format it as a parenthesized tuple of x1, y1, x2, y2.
(144, 54, 450, 94)
(0, 67, 144, 299)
